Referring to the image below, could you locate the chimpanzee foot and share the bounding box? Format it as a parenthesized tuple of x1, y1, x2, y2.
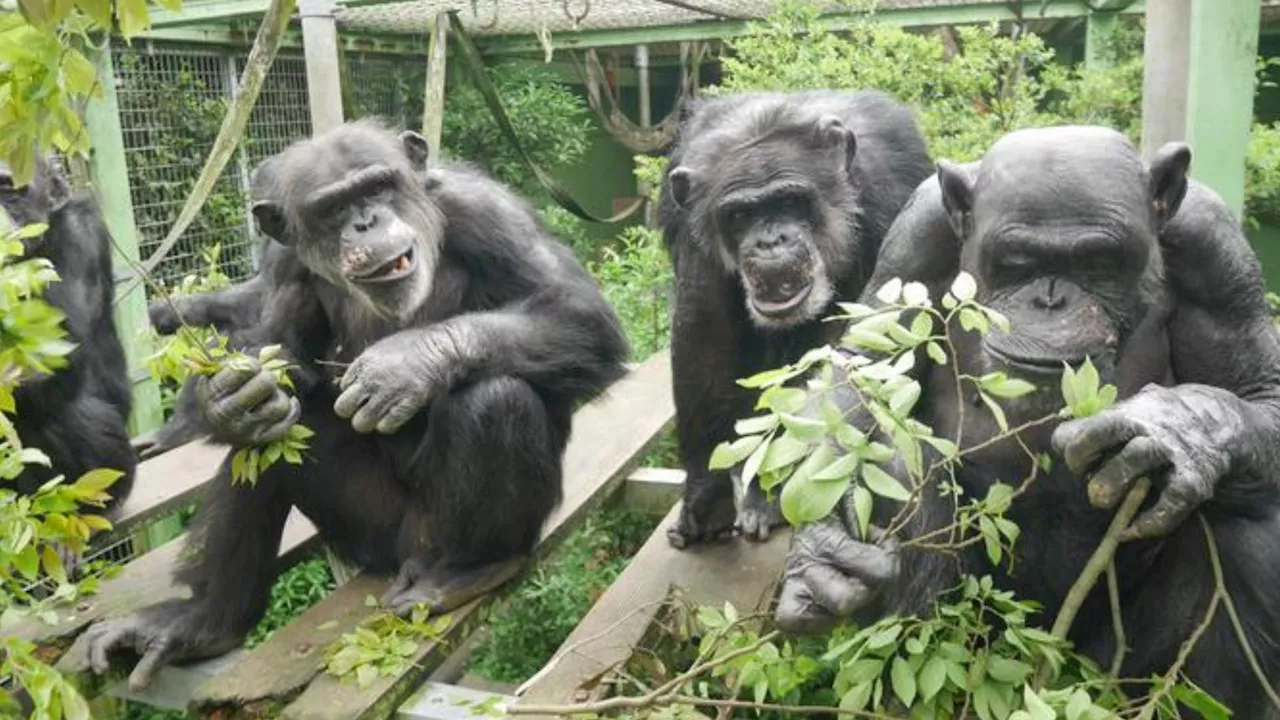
(83, 602, 243, 690)
(666, 492, 737, 549)
(735, 500, 785, 542)
(381, 556, 526, 615)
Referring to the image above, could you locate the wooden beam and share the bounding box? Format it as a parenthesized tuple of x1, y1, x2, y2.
(475, 0, 1147, 56)
(299, 0, 345, 133)
(621, 467, 684, 516)
(1184, 0, 1261, 217)
(278, 351, 675, 720)
(146, 0, 386, 28)
(514, 504, 791, 715)
(1139, 0, 1190, 162)
(107, 440, 227, 540)
(84, 44, 164, 436)
(421, 12, 448, 159)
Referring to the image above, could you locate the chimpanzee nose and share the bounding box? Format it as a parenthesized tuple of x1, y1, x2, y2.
(353, 210, 378, 233)
(758, 229, 794, 250)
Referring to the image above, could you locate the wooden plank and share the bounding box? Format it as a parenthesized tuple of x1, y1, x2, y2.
(108, 440, 227, 539)
(621, 467, 684, 517)
(278, 350, 674, 720)
(420, 11, 448, 158)
(514, 504, 791, 716)
(10, 510, 315, 647)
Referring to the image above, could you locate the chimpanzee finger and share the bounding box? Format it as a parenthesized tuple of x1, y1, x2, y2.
(815, 527, 898, 585)
(1086, 436, 1171, 510)
(351, 393, 392, 434)
(1119, 474, 1199, 542)
(333, 382, 372, 419)
(205, 363, 261, 401)
(244, 388, 294, 426)
(774, 577, 839, 634)
(375, 399, 421, 435)
(129, 637, 175, 690)
(249, 398, 302, 446)
(1052, 412, 1143, 475)
(338, 358, 366, 392)
(803, 564, 876, 617)
(212, 371, 279, 419)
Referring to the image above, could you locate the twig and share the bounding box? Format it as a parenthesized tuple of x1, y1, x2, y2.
(1198, 514, 1280, 713)
(1034, 478, 1150, 688)
(516, 693, 907, 718)
(1106, 561, 1127, 678)
(1134, 590, 1220, 720)
(508, 630, 780, 716)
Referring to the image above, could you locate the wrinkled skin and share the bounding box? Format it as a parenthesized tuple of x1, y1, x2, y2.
(660, 89, 933, 549)
(83, 120, 629, 690)
(775, 127, 1280, 716)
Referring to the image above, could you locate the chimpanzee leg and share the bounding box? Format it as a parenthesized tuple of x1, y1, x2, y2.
(381, 376, 570, 614)
(16, 394, 136, 515)
(82, 452, 292, 690)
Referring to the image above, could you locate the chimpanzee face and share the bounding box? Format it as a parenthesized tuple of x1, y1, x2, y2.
(937, 126, 1188, 385)
(251, 124, 445, 322)
(667, 115, 861, 330)
(0, 159, 71, 253)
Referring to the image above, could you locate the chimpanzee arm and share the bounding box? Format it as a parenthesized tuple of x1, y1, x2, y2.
(1053, 183, 1280, 539)
(148, 276, 268, 337)
(334, 249, 628, 436)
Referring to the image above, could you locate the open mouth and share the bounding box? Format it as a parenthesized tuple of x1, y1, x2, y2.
(351, 247, 415, 284)
(751, 283, 813, 318)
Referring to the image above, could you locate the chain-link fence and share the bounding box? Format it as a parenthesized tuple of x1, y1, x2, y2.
(109, 41, 428, 293)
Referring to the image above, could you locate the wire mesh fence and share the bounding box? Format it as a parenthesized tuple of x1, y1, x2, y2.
(107, 41, 428, 292)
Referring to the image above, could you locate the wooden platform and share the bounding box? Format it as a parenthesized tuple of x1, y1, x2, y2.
(15, 350, 677, 720)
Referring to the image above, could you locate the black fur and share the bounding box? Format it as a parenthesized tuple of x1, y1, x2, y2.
(84, 121, 628, 686)
(659, 90, 933, 547)
(2, 158, 135, 514)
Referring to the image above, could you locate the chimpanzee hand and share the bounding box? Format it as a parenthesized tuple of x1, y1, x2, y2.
(82, 601, 244, 691)
(335, 328, 455, 434)
(197, 358, 300, 446)
(774, 515, 899, 634)
(1052, 383, 1235, 541)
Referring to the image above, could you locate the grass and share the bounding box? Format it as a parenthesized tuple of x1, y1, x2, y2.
(466, 506, 661, 684)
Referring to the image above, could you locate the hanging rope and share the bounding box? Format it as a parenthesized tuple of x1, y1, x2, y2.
(572, 40, 706, 153)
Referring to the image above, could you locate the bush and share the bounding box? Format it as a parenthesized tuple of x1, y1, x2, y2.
(589, 226, 672, 361)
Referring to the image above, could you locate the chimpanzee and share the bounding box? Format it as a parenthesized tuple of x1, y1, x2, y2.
(659, 89, 934, 548)
(775, 126, 1280, 715)
(0, 158, 136, 514)
(82, 120, 629, 690)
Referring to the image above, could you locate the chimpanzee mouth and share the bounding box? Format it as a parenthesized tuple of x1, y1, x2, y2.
(751, 283, 813, 318)
(352, 247, 416, 284)
(985, 343, 1087, 376)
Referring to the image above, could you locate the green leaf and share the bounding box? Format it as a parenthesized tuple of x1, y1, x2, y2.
(1171, 681, 1232, 720)
(959, 307, 990, 334)
(888, 380, 921, 416)
(780, 447, 847, 525)
(740, 434, 770, 489)
(61, 48, 98, 96)
(984, 483, 1014, 514)
(836, 423, 868, 450)
(74, 0, 112, 26)
(875, 277, 903, 304)
(926, 341, 948, 366)
(735, 414, 778, 435)
(910, 310, 935, 339)
(919, 655, 947, 702)
(1023, 685, 1055, 720)
(763, 387, 808, 414)
(836, 302, 876, 320)
(115, 0, 152, 38)
(813, 453, 858, 482)
(980, 392, 1009, 432)
(861, 463, 910, 502)
(845, 328, 898, 353)
(922, 435, 958, 459)
(851, 485, 873, 538)
(73, 468, 122, 495)
(709, 434, 763, 470)
(951, 272, 977, 302)
(1065, 689, 1093, 720)
(780, 413, 828, 441)
(41, 544, 67, 584)
(902, 281, 930, 306)
(840, 682, 874, 713)
(987, 656, 1034, 684)
(890, 656, 917, 707)
(865, 624, 902, 650)
(980, 373, 1037, 399)
(15, 543, 39, 579)
(980, 516, 1002, 565)
(762, 434, 810, 472)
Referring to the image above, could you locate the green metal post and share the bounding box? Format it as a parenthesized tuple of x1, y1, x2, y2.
(1084, 10, 1119, 67)
(1183, 0, 1261, 218)
(83, 44, 165, 436)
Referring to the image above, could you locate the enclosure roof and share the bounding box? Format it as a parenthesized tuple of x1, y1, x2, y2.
(334, 0, 1017, 36)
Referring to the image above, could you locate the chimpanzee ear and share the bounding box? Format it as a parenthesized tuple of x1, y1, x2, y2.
(400, 131, 431, 172)
(936, 160, 975, 242)
(251, 201, 289, 244)
(1148, 141, 1191, 231)
(667, 166, 696, 208)
(815, 115, 858, 173)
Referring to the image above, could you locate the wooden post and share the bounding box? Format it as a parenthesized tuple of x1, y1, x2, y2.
(1140, 0, 1190, 163)
(84, 43, 164, 437)
(299, 0, 344, 134)
(421, 11, 449, 159)
(1184, 0, 1261, 217)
